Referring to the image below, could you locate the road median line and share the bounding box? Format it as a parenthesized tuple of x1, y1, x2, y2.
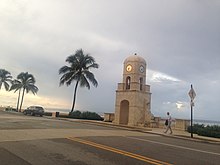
(67, 137, 172, 165)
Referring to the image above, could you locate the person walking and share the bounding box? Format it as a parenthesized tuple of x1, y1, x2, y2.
(164, 112, 173, 134)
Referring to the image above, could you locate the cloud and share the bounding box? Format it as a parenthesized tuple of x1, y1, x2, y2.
(149, 70, 181, 83)
(0, 0, 220, 121)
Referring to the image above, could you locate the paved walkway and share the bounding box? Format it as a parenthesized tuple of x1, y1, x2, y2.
(149, 127, 220, 144)
(52, 117, 220, 144)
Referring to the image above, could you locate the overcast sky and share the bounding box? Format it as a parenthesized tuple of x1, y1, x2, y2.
(0, 0, 220, 121)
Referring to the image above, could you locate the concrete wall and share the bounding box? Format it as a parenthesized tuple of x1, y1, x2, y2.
(174, 119, 190, 130)
(108, 114, 190, 131)
(104, 113, 115, 122)
(158, 118, 190, 131)
(0, 107, 5, 111)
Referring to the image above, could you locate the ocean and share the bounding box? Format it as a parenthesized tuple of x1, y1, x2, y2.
(194, 119, 220, 126)
(46, 108, 69, 113)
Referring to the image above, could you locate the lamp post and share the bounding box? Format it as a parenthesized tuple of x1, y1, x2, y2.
(188, 84, 196, 138)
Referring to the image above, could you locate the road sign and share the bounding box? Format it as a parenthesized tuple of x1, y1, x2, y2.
(188, 84, 196, 138)
(188, 85, 196, 101)
(190, 100, 195, 107)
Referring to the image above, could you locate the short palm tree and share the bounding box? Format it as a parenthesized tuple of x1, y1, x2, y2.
(10, 72, 38, 112)
(0, 69, 12, 91)
(59, 49, 99, 113)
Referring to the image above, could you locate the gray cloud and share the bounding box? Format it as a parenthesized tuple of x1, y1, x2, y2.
(0, 0, 220, 121)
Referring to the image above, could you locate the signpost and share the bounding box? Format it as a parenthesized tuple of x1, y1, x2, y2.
(188, 84, 196, 138)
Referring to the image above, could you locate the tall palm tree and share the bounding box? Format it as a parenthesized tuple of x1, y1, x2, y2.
(10, 79, 22, 112)
(0, 69, 12, 91)
(10, 72, 38, 112)
(59, 49, 99, 113)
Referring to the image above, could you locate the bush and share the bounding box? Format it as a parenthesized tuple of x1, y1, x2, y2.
(187, 124, 220, 138)
(197, 125, 220, 138)
(69, 110, 82, 119)
(69, 111, 103, 121)
(187, 124, 205, 134)
(5, 107, 17, 112)
(81, 111, 103, 120)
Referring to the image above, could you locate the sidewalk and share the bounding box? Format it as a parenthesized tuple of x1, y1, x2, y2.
(52, 117, 220, 144)
(148, 127, 220, 144)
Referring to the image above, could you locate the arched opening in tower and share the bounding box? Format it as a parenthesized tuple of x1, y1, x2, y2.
(126, 76, 131, 90)
(119, 100, 129, 125)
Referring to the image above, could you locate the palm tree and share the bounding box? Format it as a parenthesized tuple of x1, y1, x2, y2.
(59, 49, 99, 113)
(0, 69, 12, 91)
(10, 72, 38, 112)
(10, 79, 22, 112)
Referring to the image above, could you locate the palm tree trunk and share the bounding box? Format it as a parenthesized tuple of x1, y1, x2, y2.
(16, 89, 21, 112)
(71, 80, 79, 113)
(19, 88, 25, 112)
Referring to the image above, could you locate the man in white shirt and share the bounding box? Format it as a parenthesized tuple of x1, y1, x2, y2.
(164, 112, 173, 134)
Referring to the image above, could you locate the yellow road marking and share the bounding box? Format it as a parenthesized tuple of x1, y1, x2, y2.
(67, 137, 173, 165)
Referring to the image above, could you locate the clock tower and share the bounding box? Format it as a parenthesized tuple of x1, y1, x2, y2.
(114, 54, 152, 126)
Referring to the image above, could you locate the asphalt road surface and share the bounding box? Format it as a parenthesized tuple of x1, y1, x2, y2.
(0, 111, 219, 165)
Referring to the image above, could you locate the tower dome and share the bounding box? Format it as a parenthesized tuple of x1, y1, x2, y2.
(124, 54, 146, 65)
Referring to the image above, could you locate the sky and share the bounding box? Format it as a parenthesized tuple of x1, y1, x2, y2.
(0, 0, 220, 121)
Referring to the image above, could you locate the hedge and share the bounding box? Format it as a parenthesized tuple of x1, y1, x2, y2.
(68, 110, 103, 121)
(187, 124, 220, 138)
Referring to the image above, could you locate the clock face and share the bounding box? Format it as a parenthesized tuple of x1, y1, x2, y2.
(139, 65, 144, 73)
(126, 65, 132, 72)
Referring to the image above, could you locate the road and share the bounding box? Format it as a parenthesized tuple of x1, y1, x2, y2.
(0, 111, 219, 165)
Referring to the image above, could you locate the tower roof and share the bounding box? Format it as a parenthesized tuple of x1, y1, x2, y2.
(124, 54, 146, 64)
